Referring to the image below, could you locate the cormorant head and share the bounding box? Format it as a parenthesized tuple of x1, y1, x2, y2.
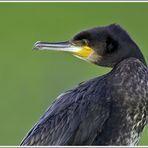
(34, 24, 146, 67)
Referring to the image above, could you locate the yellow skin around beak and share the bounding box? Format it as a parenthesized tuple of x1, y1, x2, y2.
(73, 46, 94, 58)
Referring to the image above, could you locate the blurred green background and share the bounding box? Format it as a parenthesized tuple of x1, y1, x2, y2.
(0, 2, 148, 145)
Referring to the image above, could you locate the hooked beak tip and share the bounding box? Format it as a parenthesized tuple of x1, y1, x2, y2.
(32, 41, 41, 50)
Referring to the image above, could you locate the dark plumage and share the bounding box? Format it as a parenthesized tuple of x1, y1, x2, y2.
(20, 24, 148, 146)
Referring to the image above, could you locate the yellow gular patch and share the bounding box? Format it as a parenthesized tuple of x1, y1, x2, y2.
(74, 46, 94, 58)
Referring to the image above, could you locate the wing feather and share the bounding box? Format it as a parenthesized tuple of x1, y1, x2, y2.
(20, 76, 111, 145)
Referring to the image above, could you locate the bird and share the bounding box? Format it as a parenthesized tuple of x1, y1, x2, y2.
(20, 24, 148, 146)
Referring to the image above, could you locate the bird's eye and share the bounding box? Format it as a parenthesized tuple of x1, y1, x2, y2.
(72, 39, 89, 46)
(81, 39, 89, 46)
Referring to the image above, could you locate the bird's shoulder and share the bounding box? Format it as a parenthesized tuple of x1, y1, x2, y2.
(39, 74, 111, 125)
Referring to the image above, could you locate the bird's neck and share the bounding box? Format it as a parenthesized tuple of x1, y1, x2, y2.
(112, 57, 147, 74)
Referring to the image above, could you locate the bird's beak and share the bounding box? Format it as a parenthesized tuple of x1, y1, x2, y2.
(33, 41, 94, 58)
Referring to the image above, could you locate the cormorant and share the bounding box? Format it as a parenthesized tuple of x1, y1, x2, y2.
(20, 24, 148, 146)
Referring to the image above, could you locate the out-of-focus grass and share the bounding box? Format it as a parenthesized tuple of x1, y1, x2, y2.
(0, 3, 148, 145)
